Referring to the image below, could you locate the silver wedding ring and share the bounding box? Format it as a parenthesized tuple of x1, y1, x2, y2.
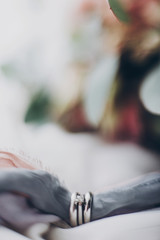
(84, 192, 92, 224)
(70, 192, 92, 227)
(70, 193, 78, 227)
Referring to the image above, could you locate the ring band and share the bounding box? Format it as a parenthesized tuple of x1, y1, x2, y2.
(70, 193, 78, 227)
(78, 196, 83, 225)
(70, 192, 92, 227)
(84, 192, 92, 224)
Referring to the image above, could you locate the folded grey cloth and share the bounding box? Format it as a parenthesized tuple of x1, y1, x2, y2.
(0, 168, 160, 233)
(0, 169, 71, 223)
(92, 172, 160, 220)
(0, 193, 60, 232)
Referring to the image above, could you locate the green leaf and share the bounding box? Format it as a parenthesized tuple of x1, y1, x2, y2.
(25, 88, 51, 123)
(108, 0, 130, 23)
(83, 56, 118, 126)
(140, 64, 160, 115)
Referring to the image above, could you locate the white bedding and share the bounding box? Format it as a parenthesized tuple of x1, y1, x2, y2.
(51, 208, 160, 240)
(0, 80, 160, 239)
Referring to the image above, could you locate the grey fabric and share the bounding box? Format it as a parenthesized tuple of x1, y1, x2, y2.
(0, 193, 60, 232)
(0, 169, 71, 223)
(0, 168, 160, 233)
(92, 172, 160, 220)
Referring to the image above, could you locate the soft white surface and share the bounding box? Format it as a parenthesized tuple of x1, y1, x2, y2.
(0, 79, 160, 239)
(51, 208, 160, 240)
(0, 226, 31, 240)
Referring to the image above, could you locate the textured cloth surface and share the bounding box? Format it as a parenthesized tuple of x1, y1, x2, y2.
(0, 226, 31, 240)
(0, 151, 60, 238)
(0, 151, 70, 236)
(0, 150, 160, 240)
(0, 168, 71, 220)
(0, 193, 59, 232)
(50, 208, 160, 240)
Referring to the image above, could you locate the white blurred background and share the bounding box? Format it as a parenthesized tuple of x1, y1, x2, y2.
(0, 0, 159, 193)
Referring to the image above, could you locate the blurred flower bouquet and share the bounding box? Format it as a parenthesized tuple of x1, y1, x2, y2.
(7, 0, 158, 151)
(57, 0, 160, 151)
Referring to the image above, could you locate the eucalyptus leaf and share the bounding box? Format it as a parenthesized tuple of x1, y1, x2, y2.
(108, 0, 130, 23)
(25, 88, 51, 123)
(140, 64, 160, 115)
(83, 56, 119, 126)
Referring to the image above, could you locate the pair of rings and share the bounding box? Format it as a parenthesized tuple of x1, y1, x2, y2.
(70, 192, 93, 227)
